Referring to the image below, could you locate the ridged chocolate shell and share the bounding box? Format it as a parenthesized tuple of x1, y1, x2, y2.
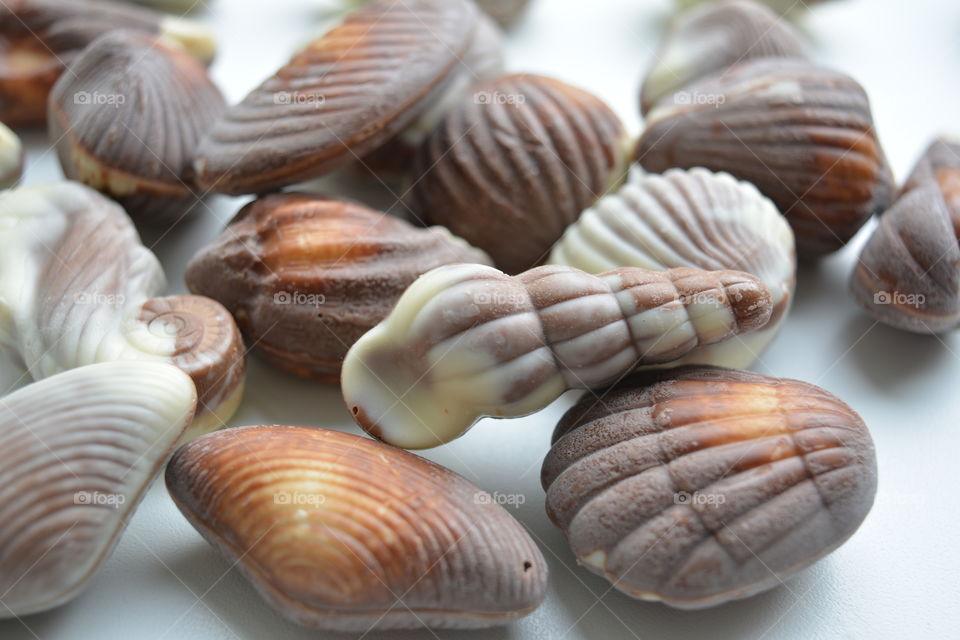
(410, 73, 630, 274)
(166, 426, 548, 631)
(194, 0, 486, 195)
(0, 361, 196, 616)
(184, 192, 492, 381)
(0, 182, 246, 434)
(900, 136, 960, 200)
(550, 167, 796, 368)
(48, 31, 225, 225)
(542, 366, 877, 609)
(0, 0, 215, 127)
(636, 59, 894, 257)
(0, 121, 24, 187)
(640, 0, 808, 114)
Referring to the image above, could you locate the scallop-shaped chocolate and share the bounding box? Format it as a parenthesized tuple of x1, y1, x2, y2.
(0, 0, 215, 127)
(166, 426, 548, 631)
(636, 59, 894, 257)
(0, 182, 246, 436)
(410, 73, 630, 274)
(640, 0, 808, 114)
(0, 121, 23, 187)
(0, 361, 196, 616)
(194, 0, 490, 195)
(550, 167, 796, 368)
(542, 366, 877, 609)
(850, 137, 960, 333)
(184, 192, 491, 381)
(48, 31, 225, 225)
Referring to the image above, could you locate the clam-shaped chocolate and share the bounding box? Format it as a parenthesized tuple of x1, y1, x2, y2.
(0, 182, 245, 437)
(550, 167, 796, 368)
(0, 0, 215, 127)
(48, 31, 226, 225)
(542, 366, 878, 609)
(185, 192, 492, 381)
(410, 73, 631, 274)
(342, 263, 773, 449)
(0, 121, 23, 187)
(636, 59, 894, 257)
(850, 137, 960, 333)
(640, 0, 808, 114)
(0, 361, 196, 616)
(166, 426, 548, 631)
(195, 0, 495, 194)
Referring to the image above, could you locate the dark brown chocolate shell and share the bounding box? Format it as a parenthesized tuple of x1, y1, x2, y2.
(48, 31, 225, 225)
(542, 366, 877, 609)
(0, 0, 214, 127)
(410, 73, 629, 274)
(184, 192, 492, 381)
(640, 0, 808, 114)
(636, 59, 894, 257)
(194, 0, 488, 195)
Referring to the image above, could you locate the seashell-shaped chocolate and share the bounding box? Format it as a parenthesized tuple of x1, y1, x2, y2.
(542, 366, 877, 609)
(0, 0, 215, 127)
(184, 192, 492, 381)
(550, 167, 796, 368)
(640, 0, 808, 114)
(48, 31, 226, 225)
(0, 361, 196, 616)
(0, 182, 245, 438)
(342, 263, 773, 449)
(194, 0, 493, 195)
(0, 121, 24, 188)
(410, 73, 631, 274)
(850, 137, 960, 333)
(636, 59, 894, 257)
(166, 425, 548, 631)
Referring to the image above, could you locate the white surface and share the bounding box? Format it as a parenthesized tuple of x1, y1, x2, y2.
(2, 0, 960, 638)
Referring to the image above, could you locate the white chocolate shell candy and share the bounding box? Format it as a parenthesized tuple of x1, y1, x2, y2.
(0, 182, 245, 438)
(550, 167, 795, 368)
(0, 122, 24, 188)
(166, 426, 548, 631)
(0, 361, 196, 616)
(342, 263, 773, 449)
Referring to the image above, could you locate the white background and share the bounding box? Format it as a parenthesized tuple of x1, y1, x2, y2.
(2, 0, 960, 638)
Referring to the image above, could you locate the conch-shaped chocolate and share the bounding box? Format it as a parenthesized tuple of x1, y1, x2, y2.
(542, 366, 877, 609)
(185, 193, 491, 381)
(411, 73, 631, 274)
(48, 31, 226, 225)
(195, 0, 495, 194)
(342, 263, 773, 449)
(850, 137, 960, 333)
(0, 361, 196, 616)
(166, 426, 548, 631)
(0, 182, 245, 438)
(550, 167, 796, 367)
(640, 0, 808, 114)
(0, 122, 23, 187)
(636, 59, 894, 257)
(0, 0, 215, 127)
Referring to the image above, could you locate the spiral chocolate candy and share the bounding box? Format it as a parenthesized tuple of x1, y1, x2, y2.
(342, 263, 772, 449)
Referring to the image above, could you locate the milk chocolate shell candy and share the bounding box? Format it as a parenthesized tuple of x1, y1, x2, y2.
(636, 59, 894, 257)
(542, 366, 877, 609)
(48, 31, 226, 225)
(550, 167, 796, 368)
(166, 426, 548, 631)
(0, 182, 245, 438)
(411, 73, 630, 274)
(195, 0, 493, 195)
(640, 0, 808, 114)
(0, 361, 196, 616)
(850, 137, 960, 333)
(342, 263, 773, 449)
(184, 193, 492, 381)
(0, 121, 24, 188)
(0, 0, 215, 127)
